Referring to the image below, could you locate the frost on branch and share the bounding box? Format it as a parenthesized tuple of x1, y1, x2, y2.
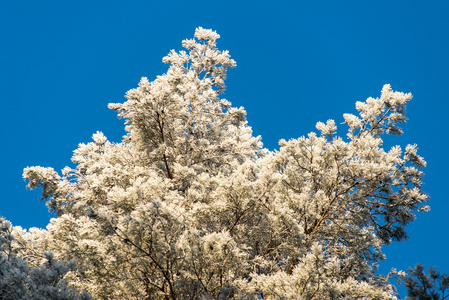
(21, 28, 428, 299)
(344, 84, 412, 139)
(107, 26, 257, 188)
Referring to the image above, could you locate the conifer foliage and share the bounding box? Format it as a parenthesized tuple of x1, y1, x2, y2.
(401, 264, 449, 300)
(0, 218, 91, 299)
(15, 28, 429, 299)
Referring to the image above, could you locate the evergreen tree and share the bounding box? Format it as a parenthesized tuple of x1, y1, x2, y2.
(0, 218, 91, 300)
(402, 264, 449, 300)
(21, 27, 428, 299)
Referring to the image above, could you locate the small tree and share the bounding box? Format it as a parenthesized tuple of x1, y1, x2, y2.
(22, 27, 428, 299)
(401, 264, 449, 300)
(0, 218, 91, 300)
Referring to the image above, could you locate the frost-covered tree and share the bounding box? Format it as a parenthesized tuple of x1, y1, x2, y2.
(0, 218, 91, 300)
(22, 27, 428, 299)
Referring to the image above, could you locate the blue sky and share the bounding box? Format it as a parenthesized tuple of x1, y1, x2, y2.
(1, 0, 448, 296)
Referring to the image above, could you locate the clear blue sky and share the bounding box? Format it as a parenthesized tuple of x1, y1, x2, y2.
(1, 1, 448, 296)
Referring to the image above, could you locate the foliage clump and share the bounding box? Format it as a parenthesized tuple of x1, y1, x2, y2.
(0, 218, 91, 299)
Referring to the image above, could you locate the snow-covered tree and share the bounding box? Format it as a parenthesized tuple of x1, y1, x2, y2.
(22, 27, 428, 299)
(0, 218, 91, 299)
